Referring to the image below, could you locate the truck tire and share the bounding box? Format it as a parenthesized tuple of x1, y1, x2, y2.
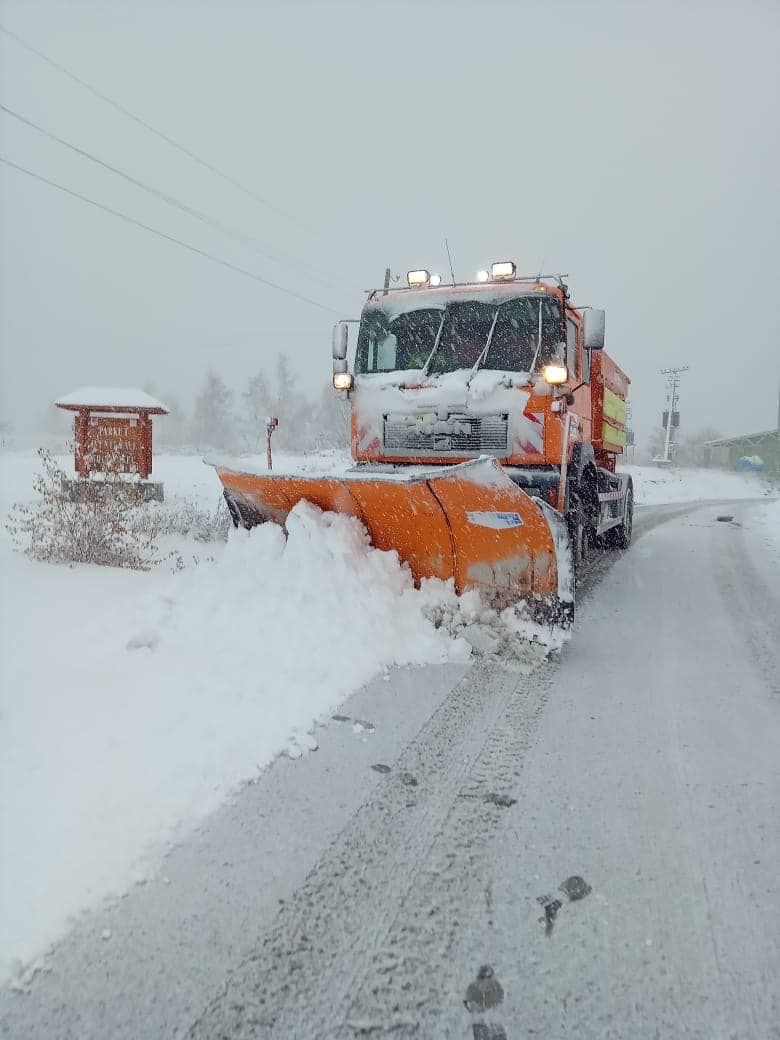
(567, 503, 593, 583)
(568, 469, 598, 582)
(223, 489, 245, 529)
(607, 483, 633, 550)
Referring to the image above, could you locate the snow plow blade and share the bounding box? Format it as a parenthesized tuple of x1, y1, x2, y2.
(212, 457, 574, 624)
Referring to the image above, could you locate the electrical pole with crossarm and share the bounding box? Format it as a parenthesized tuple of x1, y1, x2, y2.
(656, 366, 689, 465)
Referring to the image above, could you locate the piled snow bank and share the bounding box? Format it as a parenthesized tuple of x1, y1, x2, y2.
(749, 498, 780, 566)
(0, 503, 469, 984)
(622, 465, 772, 506)
(421, 583, 570, 658)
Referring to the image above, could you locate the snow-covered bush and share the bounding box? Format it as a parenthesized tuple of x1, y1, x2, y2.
(7, 449, 159, 570)
(144, 496, 231, 543)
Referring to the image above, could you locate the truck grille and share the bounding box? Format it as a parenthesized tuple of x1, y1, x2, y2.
(383, 413, 508, 454)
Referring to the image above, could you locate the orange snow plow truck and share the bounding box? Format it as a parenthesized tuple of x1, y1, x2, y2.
(213, 263, 632, 625)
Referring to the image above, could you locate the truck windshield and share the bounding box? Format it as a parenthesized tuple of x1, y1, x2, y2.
(354, 296, 564, 376)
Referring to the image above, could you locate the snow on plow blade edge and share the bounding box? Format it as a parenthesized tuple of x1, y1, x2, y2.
(210, 457, 574, 624)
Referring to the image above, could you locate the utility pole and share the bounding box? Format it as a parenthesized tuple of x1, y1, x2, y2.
(659, 365, 689, 464)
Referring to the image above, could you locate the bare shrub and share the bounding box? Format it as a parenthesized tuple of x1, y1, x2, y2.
(145, 496, 231, 543)
(7, 449, 159, 570)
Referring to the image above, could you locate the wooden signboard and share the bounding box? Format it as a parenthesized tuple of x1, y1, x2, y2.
(55, 388, 168, 490)
(75, 414, 153, 478)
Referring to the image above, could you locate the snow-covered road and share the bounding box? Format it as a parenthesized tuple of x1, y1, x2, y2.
(2, 497, 778, 1039)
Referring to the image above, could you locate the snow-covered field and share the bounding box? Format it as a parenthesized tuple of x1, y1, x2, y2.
(0, 450, 470, 985)
(621, 463, 773, 505)
(0, 448, 776, 986)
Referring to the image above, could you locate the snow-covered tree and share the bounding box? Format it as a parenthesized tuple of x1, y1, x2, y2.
(190, 371, 235, 451)
(675, 426, 724, 467)
(242, 370, 273, 451)
(157, 391, 188, 448)
(239, 354, 308, 452)
(300, 385, 350, 451)
(271, 355, 308, 450)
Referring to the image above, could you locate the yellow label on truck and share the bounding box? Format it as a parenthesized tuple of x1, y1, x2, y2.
(603, 388, 627, 426)
(602, 420, 627, 448)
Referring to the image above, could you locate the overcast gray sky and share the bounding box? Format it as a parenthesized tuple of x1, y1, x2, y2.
(1, 0, 778, 443)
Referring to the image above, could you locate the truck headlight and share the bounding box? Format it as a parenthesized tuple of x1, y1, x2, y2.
(542, 364, 568, 385)
(333, 372, 353, 391)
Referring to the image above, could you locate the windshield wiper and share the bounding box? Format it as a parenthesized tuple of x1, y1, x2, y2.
(421, 311, 448, 377)
(528, 297, 545, 376)
(465, 306, 501, 388)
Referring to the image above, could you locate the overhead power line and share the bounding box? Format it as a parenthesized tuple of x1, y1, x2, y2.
(0, 102, 336, 289)
(0, 21, 313, 234)
(0, 155, 341, 315)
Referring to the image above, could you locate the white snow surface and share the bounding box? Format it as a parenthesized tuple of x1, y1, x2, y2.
(0, 448, 774, 985)
(622, 464, 772, 505)
(206, 447, 353, 479)
(748, 496, 780, 565)
(0, 451, 475, 983)
(54, 386, 168, 411)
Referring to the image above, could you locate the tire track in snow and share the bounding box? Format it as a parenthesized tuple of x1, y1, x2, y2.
(709, 510, 780, 699)
(186, 499, 758, 1039)
(186, 658, 556, 1039)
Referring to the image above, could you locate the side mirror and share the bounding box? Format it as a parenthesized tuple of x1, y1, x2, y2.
(332, 321, 349, 360)
(583, 309, 605, 350)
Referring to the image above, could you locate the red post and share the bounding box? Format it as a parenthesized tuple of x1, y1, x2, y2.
(138, 411, 152, 479)
(266, 417, 279, 471)
(75, 410, 89, 476)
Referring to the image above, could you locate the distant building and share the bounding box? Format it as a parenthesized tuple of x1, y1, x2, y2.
(704, 429, 780, 478)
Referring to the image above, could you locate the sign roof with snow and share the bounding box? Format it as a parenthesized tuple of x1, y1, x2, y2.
(54, 387, 169, 414)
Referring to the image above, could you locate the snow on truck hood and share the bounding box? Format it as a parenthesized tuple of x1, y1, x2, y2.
(356, 368, 538, 406)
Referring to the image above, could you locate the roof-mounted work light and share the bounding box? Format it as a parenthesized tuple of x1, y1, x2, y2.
(407, 269, 430, 288)
(490, 260, 516, 281)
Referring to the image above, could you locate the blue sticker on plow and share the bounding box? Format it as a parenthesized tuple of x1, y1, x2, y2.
(466, 511, 525, 530)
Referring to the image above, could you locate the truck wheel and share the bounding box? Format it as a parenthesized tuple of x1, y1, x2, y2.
(609, 484, 634, 550)
(223, 489, 245, 529)
(568, 505, 593, 583)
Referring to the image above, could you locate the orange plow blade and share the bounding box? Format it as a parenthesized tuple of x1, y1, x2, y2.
(212, 458, 574, 624)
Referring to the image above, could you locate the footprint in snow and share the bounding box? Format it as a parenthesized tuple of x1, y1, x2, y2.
(537, 875, 592, 934)
(484, 793, 516, 808)
(559, 875, 592, 901)
(471, 1026, 508, 1040)
(464, 964, 504, 1012)
(536, 895, 563, 934)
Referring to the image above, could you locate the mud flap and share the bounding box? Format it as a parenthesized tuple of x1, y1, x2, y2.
(534, 498, 575, 626)
(214, 457, 571, 615)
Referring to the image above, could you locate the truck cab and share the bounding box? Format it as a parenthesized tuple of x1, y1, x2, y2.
(333, 262, 632, 565)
